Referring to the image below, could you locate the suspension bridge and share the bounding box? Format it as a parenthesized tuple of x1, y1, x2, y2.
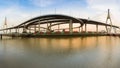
(0, 9, 120, 39)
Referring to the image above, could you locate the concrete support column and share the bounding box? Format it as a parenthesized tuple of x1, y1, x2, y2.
(69, 20, 73, 33)
(114, 27, 117, 33)
(50, 23, 52, 31)
(81, 26, 83, 32)
(109, 26, 112, 33)
(15, 28, 17, 33)
(9, 29, 11, 34)
(58, 24, 60, 31)
(96, 24, 98, 33)
(34, 25, 36, 32)
(38, 23, 40, 32)
(23, 24, 27, 33)
(0, 34, 2, 39)
(3, 30, 5, 34)
(22, 28, 24, 33)
(85, 23, 87, 32)
(29, 27, 31, 33)
(4, 30, 7, 34)
(47, 23, 49, 32)
(79, 27, 81, 33)
(23, 28, 27, 33)
(18, 28, 19, 34)
(6, 30, 7, 34)
(105, 26, 108, 33)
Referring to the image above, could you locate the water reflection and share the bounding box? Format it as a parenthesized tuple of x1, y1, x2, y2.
(0, 36, 120, 68)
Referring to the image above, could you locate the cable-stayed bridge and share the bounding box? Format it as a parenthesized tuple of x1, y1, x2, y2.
(0, 9, 120, 38)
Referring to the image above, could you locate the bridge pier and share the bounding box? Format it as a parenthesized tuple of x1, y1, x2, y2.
(85, 23, 87, 33)
(34, 25, 36, 33)
(9, 29, 11, 34)
(79, 24, 81, 33)
(79, 27, 81, 33)
(15, 28, 17, 33)
(38, 23, 40, 32)
(29, 27, 31, 33)
(58, 24, 60, 32)
(50, 23, 52, 31)
(0, 34, 2, 39)
(17, 28, 20, 33)
(5, 30, 7, 34)
(114, 27, 117, 33)
(69, 20, 73, 33)
(112, 27, 117, 33)
(96, 24, 98, 33)
(105, 25, 108, 33)
(81, 26, 83, 32)
(47, 23, 49, 32)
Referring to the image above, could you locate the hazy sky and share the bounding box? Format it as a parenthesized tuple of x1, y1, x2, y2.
(0, 0, 120, 28)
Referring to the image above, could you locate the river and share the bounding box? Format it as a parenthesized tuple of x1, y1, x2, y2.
(0, 36, 120, 68)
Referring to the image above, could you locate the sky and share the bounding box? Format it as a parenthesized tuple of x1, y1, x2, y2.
(0, 0, 120, 28)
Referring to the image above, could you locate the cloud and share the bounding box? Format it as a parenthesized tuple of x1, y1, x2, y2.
(29, 0, 59, 7)
(0, 0, 120, 29)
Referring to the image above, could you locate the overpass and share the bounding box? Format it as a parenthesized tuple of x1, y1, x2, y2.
(0, 14, 120, 38)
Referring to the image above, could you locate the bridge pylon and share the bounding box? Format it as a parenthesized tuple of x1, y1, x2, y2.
(3, 17, 7, 34)
(105, 9, 113, 33)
